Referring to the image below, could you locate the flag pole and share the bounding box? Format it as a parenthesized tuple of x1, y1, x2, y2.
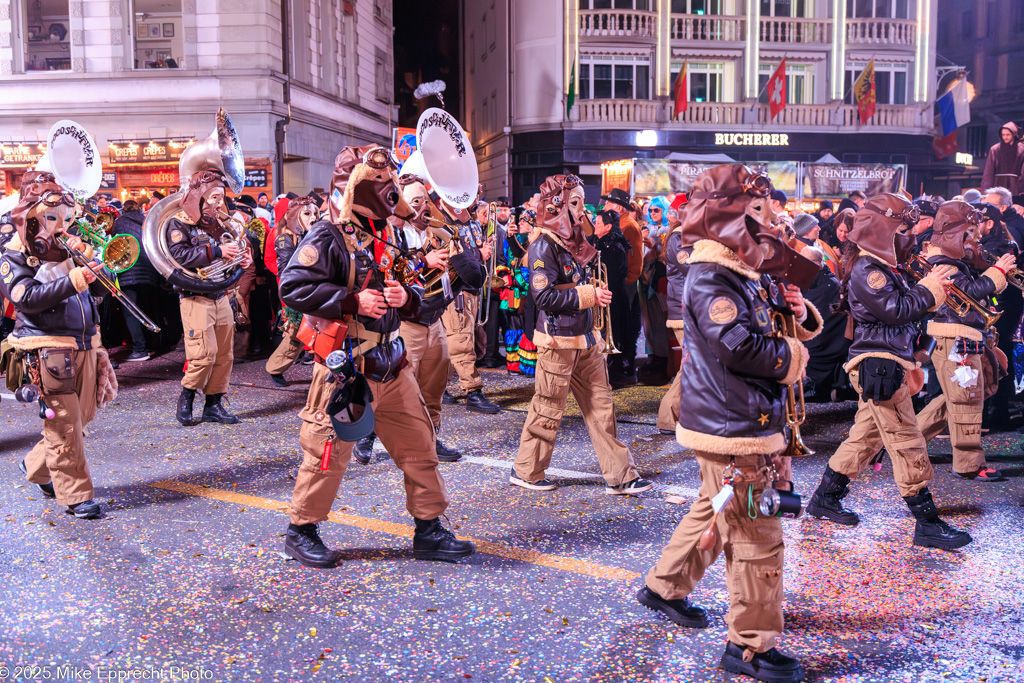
(749, 54, 788, 112)
(835, 52, 875, 111)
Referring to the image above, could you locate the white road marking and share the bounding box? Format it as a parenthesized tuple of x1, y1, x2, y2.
(459, 454, 700, 498)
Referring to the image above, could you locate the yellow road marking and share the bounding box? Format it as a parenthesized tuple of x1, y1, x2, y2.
(149, 480, 640, 581)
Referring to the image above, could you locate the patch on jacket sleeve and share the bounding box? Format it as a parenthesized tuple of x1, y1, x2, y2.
(10, 283, 25, 303)
(0, 261, 9, 277)
(297, 245, 319, 267)
(531, 272, 549, 290)
(867, 270, 887, 290)
(677, 250, 689, 265)
(720, 325, 749, 352)
(708, 296, 739, 325)
(170, 229, 185, 243)
(532, 259, 544, 270)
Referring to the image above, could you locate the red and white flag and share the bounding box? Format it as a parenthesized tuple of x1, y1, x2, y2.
(767, 59, 787, 120)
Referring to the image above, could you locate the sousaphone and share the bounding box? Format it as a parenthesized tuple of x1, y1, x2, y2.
(142, 108, 246, 293)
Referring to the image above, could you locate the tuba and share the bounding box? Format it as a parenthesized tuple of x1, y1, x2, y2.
(142, 108, 247, 293)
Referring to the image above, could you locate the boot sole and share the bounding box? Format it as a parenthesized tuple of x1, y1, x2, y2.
(637, 589, 709, 628)
(437, 455, 463, 463)
(805, 503, 859, 526)
(465, 405, 500, 415)
(413, 548, 475, 562)
(284, 545, 342, 568)
(720, 651, 805, 683)
(202, 416, 240, 424)
(509, 476, 557, 492)
(66, 507, 101, 520)
(913, 534, 972, 551)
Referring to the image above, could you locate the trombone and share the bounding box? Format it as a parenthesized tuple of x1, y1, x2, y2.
(770, 306, 812, 457)
(74, 218, 140, 273)
(57, 234, 161, 333)
(81, 208, 115, 233)
(477, 201, 500, 325)
(591, 253, 621, 355)
(907, 254, 1002, 329)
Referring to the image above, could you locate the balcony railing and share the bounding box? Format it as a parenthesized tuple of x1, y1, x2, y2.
(846, 18, 916, 46)
(579, 9, 657, 39)
(759, 16, 832, 44)
(669, 14, 746, 41)
(572, 98, 930, 133)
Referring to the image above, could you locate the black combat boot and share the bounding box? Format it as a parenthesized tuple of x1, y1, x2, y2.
(67, 500, 102, 519)
(176, 387, 196, 425)
(806, 466, 860, 526)
(19, 460, 55, 498)
(269, 373, 288, 387)
(465, 390, 500, 415)
(284, 523, 342, 568)
(435, 440, 462, 463)
(202, 394, 240, 424)
(352, 434, 375, 465)
(636, 586, 708, 628)
(904, 488, 972, 551)
(412, 517, 475, 561)
(720, 642, 805, 683)
(441, 390, 458, 405)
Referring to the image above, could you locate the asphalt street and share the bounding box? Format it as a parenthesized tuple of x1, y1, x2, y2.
(1, 345, 1023, 683)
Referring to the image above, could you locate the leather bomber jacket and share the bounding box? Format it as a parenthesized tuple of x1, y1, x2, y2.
(925, 253, 1000, 334)
(398, 224, 486, 327)
(847, 253, 939, 366)
(278, 219, 423, 383)
(0, 250, 105, 350)
(678, 262, 800, 442)
(274, 230, 305, 276)
(529, 232, 598, 349)
(663, 228, 691, 323)
(166, 216, 231, 299)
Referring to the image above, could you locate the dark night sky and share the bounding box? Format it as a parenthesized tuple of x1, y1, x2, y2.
(392, 0, 461, 128)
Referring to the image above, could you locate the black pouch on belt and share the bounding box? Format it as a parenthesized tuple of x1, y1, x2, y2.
(858, 357, 904, 402)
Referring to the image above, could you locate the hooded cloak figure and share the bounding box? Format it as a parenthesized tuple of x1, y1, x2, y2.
(981, 122, 1024, 194)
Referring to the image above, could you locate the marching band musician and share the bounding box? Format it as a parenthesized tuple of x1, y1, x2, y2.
(265, 194, 319, 387)
(376, 172, 488, 464)
(511, 174, 653, 495)
(805, 194, 974, 551)
(278, 145, 474, 568)
(639, 165, 817, 683)
(914, 201, 1013, 482)
(655, 210, 690, 434)
(1, 171, 119, 519)
(169, 170, 252, 426)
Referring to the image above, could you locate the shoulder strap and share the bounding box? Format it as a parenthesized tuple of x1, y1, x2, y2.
(324, 221, 359, 295)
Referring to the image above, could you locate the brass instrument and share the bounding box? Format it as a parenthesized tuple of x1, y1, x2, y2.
(907, 254, 1002, 329)
(196, 210, 251, 280)
(477, 202, 500, 325)
(770, 307, 812, 457)
(977, 245, 1024, 291)
(421, 214, 464, 298)
(73, 219, 140, 274)
(591, 253, 621, 355)
(81, 208, 115, 233)
(57, 234, 161, 333)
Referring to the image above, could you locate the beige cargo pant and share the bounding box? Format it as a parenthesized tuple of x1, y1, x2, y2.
(441, 293, 483, 393)
(916, 337, 991, 475)
(515, 344, 639, 486)
(828, 368, 933, 497)
(180, 296, 234, 394)
(657, 328, 687, 431)
(23, 348, 99, 506)
(646, 451, 785, 654)
(289, 362, 449, 526)
(401, 319, 451, 430)
(266, 325, 303, 376)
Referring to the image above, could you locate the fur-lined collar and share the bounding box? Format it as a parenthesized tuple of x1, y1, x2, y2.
(858, 249, 897, 269)
(688, 239, 760, 280)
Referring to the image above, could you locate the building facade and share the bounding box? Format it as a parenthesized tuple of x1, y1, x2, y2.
(931, 0, 1024, 195)
(463, 0, 939, 204)
(0, 0, 395, 200)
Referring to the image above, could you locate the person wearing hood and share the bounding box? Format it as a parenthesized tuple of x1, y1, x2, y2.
(0, 170, 120, 520)
(639, 164, 819, 683)
(805, 193, 973, 552)
(914, 201, 1013, 481)
(511, 174, 653, 496)
(278, 145, 474, 568)
(638, 194, 671, 385)
(981, 122, 1024, 194)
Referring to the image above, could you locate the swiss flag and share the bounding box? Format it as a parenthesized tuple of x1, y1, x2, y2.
(767, 59, 786, 120)
(933, 129, 958, 159)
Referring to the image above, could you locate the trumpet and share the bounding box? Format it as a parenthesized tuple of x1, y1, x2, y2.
(74, 219, 140, 273)
(907, 254, 1002, 329)
(57, 234, 161, 333)
(770, 307, 812, 457)
(975, 245, 1024, 291)
(81, 208, 115, 233)
(591, 253, 621, 355)
(196, 210, 251, 280)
